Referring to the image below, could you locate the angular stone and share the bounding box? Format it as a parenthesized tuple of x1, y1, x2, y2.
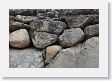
(30, 19, 67, 35)
(77, 37, 99, 68)
(46, 44, 83, 68)
(45, 45, 62, 63)
(9, 29, 30, 48)
(15, 15, 37, 23)
(84, 24, 99, 38)
(9, 48, 44, 68)
(9, 21, 30, 32)
(30, 31, 58, 49)
(65, 15, 99, 28)
(59, 28, 84, 47)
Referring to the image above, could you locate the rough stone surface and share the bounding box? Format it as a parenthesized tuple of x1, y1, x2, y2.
(9, 29, 30, 48)
(58, 9, 99, 16)
(9, 48, 44, 68)
(46, 44, 83, 68)
(30, 32, 58, 49)
(9, 21, 30, 32)
(45, 45, 62, 63)
(30, 19, 67, 35)
(9, 9, 37, 16)
(15, 15, 37, 23)
(59, 28, 84, 47)
(65, 15, 99, 28)
(84, 24, 99, 38)
(77, 37, 99, 68)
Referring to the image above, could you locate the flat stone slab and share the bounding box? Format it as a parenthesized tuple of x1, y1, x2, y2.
(9, 48, 44, 68)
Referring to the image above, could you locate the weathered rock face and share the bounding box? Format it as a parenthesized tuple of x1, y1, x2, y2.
(59, 28, 84, 47)
(30, 19, 67, 35)
(77, 37, 99, 68)
(30, 32, 58, 49)
(15, 15, 37, 23)
(9, 9, 37, 16)
(9, 21, 30, 32)
(65, 15, 99, 28)
(9, 29, 30, 48)
(58, 9, 99, 16)
(9, 9, 99, 68)
(9, 48, 44, 68)
(47, 44, 83, 68)
(84, 24, 99, 38)
(45, 45, 62, 63)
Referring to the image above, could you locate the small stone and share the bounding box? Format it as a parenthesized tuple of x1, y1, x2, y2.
(9, 29, 30, 48)
(30, 19, 67, 35)
(15, 15, 37, 23)
(9, 21, 30, 32)
(46, 44, 83, 68)
(30, 31, 58, 49)
(77, 37, 99, 68)
(84, 24, 99, 38)
(45, 45, 62, 63)
(59, 28, 84, 47)
(9, 48, 44, 68)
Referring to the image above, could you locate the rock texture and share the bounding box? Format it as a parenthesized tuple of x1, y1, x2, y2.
(30, 19, 67, 35)
(30, 32, 58, 49)
(65, 15, 99, 28)
(45, 45, 62, 63)
(77, 37, 99, 68)
(59, 28, 84, 47)
(9, 9, 99, 68)
(84, 24, 99, 38)
(47, 44, 83, 68)
(9, 29, 30, 48)
(9, 21, 30, 32)
(9, 48, 44, 68)
(15, 15, 37, 23)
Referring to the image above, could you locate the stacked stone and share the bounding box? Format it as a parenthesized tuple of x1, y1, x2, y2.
(9, 9, 99, 68)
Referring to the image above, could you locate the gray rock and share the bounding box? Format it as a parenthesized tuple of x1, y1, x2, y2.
(46, 44, 83, 68)
(65, 15, 99, 28)
(9, 9, 37, 16)
(59, 28, 84, 47)
(45, 45, 62, 63)
(77, 37, 99, 68)
(9, 29, 30, 48)
(9, 21, 30, 32)
(15, 15, 37, 23)
(30, 32, 58, 49)
(9, 16, 15, 20)
(58, 9, 99, 16)
(9, 48, 44, 68)
(84, 24, 99, 38)
(30, 19, 67, 35)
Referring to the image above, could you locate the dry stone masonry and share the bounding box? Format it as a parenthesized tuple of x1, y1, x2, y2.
(9, 9, 99, 68)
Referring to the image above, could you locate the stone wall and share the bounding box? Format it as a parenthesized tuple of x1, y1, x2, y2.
(9, 9, 99, 68)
